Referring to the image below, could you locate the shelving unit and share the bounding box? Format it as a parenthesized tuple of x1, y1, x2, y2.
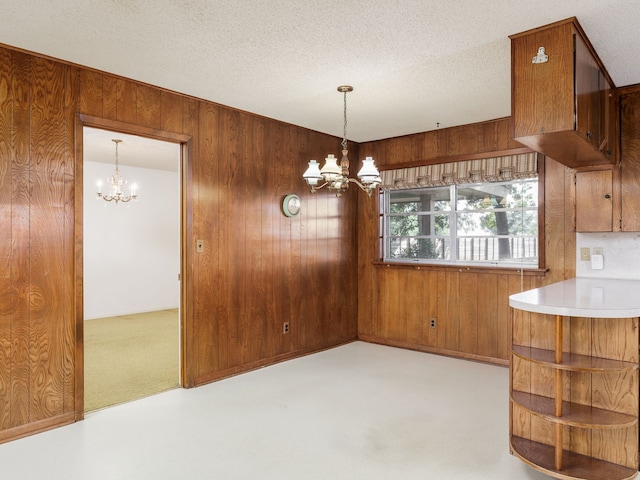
(509, 279, 640, 480)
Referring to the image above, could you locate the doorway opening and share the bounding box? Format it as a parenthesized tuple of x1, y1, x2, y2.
(82, 126, 182, 412)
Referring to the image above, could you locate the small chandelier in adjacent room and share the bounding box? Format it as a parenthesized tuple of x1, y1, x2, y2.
(303, 86, 381, 197)
(97, 139, 138, 204)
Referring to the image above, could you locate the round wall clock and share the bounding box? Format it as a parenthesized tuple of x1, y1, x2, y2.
(282, 194, 301, 217)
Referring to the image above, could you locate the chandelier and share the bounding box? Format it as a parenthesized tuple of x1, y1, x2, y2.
(303, 86, 381, 197)
(96, 139, 138, 204)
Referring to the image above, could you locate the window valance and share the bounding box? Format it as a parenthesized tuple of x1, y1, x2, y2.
(380, 152, 538, 189)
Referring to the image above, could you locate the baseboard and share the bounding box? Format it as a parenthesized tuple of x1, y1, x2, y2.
(358, 334, 509, 367)
(193, 337, 358, 387)
(0, 412, 76, 444)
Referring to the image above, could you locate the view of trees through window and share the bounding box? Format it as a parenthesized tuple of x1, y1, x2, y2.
(384, 178, 538, 266)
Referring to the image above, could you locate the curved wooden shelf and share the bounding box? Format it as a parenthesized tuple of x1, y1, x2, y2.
(511, 345, 638, 372)
(511, 391, 638, 428)
(511, 436, 638, 480)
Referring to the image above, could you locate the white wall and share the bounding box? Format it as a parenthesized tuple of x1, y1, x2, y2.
(84, 161, 180, 319)
(576, 232, 640, 280)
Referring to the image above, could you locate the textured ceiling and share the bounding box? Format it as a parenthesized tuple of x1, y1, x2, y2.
(84, 127, 180, 172)
(1, 0, 639, 143)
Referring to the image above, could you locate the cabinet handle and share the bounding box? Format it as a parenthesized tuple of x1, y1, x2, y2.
(587, 131, 594, 139)
(605, 194, 611, 199)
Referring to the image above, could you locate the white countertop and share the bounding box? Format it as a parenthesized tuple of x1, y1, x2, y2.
(509, 277, 640, 318)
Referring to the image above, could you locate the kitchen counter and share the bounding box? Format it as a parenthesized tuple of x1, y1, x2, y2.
(509, 277, 640, 318)
(509, 277, 640, 480)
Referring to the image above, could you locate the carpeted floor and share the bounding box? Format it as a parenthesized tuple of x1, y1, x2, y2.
(84, 309, 180, 412)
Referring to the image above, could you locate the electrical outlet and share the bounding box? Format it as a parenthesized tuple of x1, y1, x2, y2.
(580, 247, 590, 261)
(593, 247, 603, 255)
(283, 322, 290, 334)
(196, 239, 204, 254)
(430, 318, 436, 328)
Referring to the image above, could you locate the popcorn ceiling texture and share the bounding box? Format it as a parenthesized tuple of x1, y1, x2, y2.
(1, 0, 638, 142)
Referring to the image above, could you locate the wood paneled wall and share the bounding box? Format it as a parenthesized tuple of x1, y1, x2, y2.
(357, 118, 577, 365)
(0, 45, 358, 442)
(0, 50, 78, 440)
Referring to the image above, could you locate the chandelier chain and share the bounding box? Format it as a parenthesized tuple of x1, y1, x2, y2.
(114, 139, 121, 171)
(342, 90, 348, 151)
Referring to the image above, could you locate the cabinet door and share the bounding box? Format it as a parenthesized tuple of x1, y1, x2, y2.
(599, 72, 613, 159)
(511, 22, 575, 138)
(575, 34, 601, 148)
(576, 169, 613, 232)
(621, 93, 640, 231)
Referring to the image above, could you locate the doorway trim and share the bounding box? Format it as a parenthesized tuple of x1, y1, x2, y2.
(74, 114, 193, 419)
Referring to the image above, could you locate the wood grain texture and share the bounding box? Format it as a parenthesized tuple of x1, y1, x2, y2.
(0, 47, 13, 430)
(78, 69, 103, 117)
(29, 57, 68, 421)
(440, 270, 460, 351)
(511, 310, 640, 474)
(115, 78, 136, 124)
(357, 120, 573, 365)
(0, 35, 611, 442)
(620, 92, 640, 231)
(160, 91, 183, 134)
(102, 75, 117, 120)
(575, 169, 613, 232)
(73, 111, 85, 415)
(511, 21, 575, 137)
(9, 51, 32, 429)
(458, 272, 478, 354)
(135, 83, 161, 129)
(511, 18, 617, 169)
(477, 273, 498, 358)
(0, 43, 360, 442)
(193, 101, 220, 379)
(543, 157, 571, 285)
(62, 65, 78, 416)
(361, 118, 523, 171)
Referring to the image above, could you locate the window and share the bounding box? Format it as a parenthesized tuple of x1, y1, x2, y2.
(383, 177, 539, 267)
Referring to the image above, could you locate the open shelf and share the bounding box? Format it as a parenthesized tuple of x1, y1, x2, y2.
(511, 436, 638, 480)
(510, 307, 640, 479)
(511, 391, 638, 428)
(511, 345, 638, 372)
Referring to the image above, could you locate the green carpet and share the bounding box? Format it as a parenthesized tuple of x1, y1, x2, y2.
(84, 309, 180, 412)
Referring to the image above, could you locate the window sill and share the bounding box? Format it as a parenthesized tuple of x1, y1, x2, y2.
(372, 261, 548, 276)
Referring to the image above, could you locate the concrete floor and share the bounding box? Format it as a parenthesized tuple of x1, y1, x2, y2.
(0, 341, 550, 480)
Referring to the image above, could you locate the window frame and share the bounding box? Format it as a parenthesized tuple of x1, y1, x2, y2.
(379, 174, 544, 271)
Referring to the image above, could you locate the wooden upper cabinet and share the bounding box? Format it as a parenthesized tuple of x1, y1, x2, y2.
(620, 92, 640, 231)
(510, 18, 616, 168)
(575, 89, 640, 233)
